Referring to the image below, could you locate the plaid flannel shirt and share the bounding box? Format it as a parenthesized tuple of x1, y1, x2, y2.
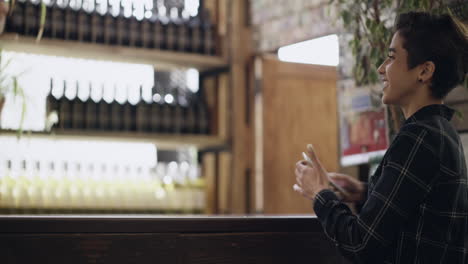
(314, 104, 468, 264)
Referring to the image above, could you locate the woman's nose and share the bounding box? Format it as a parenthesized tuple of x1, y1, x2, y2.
(377, 62, 385, 75)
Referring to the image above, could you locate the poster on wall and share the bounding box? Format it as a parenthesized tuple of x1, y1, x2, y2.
(339, 79, 389, 167)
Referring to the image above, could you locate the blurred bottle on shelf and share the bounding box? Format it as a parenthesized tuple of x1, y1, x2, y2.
(0, 155, 205, 214)
(188, 9, 202, 53)
(195, 88, 209, 134)
(115, 0, 129, 46)
(201, 9, 215, 55)
(24, 0, 40, 36)
(6, 0, 26, 34)
(172, 85, 183, 134)
(136, 85, 150, 132)
(149, 85, 162, 133)
(128, 2, 141, 47)
(140, 1, 152, 48)
(103, 0, 117, 45)
(98, 83, 111, 131)
(77, 0, 92, 42)
(85, 81, 98, 130)
(91, 0, 105, 43)
(165, 6, 179, 51)
(71, 80, 86, 129)
(42, 0, 55, 38)
(110, 84, 122, 131)
(64, 0, 78, 40)
(177, 7, 190, 52)
(46, 77, 60, 120)
(60, 79, 73, 129)
(121, 85, 133, 131)
(51, 0, 66, 39)
(151, 0, 166, 50)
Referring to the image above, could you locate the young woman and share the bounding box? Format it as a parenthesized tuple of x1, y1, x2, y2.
(294, 12, 468, 263)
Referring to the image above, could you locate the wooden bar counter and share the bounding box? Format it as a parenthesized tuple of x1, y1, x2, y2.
(0, 215, 347, 264)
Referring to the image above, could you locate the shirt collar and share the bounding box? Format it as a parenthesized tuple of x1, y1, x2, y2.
(404, 104, 455, 125)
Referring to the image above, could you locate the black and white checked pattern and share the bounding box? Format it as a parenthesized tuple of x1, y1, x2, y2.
(314, 104, 468, 264)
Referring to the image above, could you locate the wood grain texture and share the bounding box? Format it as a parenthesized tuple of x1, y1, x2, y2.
(203, 153, 217, 214)
(0, 234, 177, 264)
(0, 216, 348, 264)
(178, 232, 343, 264)
(229, 0, 254, 214)
(262, 56, 339, 214)
(0, 34, 227, 71)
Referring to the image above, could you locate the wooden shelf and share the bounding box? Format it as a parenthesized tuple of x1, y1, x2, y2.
(0, 130, 228, 150)
(0, 33, 228, 71)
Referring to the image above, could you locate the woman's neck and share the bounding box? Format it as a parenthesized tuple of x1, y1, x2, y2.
(400, 98, 443, 119)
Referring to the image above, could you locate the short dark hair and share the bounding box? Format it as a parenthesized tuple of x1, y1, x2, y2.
(395, 11, 468, 99)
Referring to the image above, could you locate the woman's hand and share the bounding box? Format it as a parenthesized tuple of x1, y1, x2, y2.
(328, 173, 366, 203)
(293, 144, 330, 200)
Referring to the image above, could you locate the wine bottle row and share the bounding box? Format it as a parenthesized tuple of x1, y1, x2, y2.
(6, 0, 216, 55)
(47, 78, 210, 134)
(0, 159, 205, 214)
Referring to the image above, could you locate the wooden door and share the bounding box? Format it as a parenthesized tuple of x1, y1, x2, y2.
(260, 56, 339, 214)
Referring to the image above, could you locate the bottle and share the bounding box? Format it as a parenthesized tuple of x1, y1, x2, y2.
(64, 0, 78, 40)
(110, 84, 122, 131)
(60, 79, 73, 129)
(68, 162, 82, 210)
(91, 0, 104, 43)
(71, 80, 85, 129)
(151, 1, 166, 49)
(195, 89, 209, 134)
(42, 0, 55, 38)
(177, 8, 190, 52)
(136, 85, 149, 132)
(24, 0, 40, 36)
(154, 71, 172, 133)
(28, 160, 42, 212)
(188, 9, 202, 53)
(149, 85, 162, 133)
(177, 85, 190, 134)
(12, 160, 27, 212)
(46, 77, 59, 119)
(201, 9, 215, 55)
(85, 82, 98, 130)
(6, 0, 25, 34)
(128, 2, 141, 47)
(165, 6, 179, 51)
(121, 85, 133, 131)
(2, 160, 15, 211)
(51, 0, 66, 39)
(115, 0, 128, 46)
(172, 85, 183, 134)
(140, 1, 152, 48)
(77, 0, 92, 42)
(55, 161, 70, 211)
(103, 0, 117, 45)
(184, 94, 196, 134)
(97, 83, 110, 131)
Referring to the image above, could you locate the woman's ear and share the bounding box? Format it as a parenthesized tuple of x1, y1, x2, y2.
(418, 61, 435, 83)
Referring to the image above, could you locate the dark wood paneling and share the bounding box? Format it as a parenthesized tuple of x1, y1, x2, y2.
(0, 233, 177, 264)
(179, 232, 343, 264)
(0, 216, 346, 264)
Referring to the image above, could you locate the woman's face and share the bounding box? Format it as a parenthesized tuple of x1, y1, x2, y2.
(377, 31, 421, 105)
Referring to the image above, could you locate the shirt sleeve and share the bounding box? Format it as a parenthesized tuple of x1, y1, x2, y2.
(313, 124, 440, 263)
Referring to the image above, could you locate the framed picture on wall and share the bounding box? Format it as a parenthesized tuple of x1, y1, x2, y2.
(339, 79, 389, 167)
